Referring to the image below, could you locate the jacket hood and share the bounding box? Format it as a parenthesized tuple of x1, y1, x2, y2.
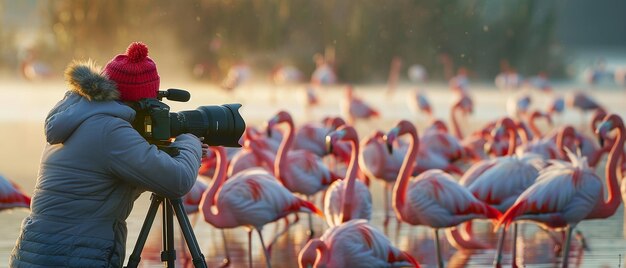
(45, 60, 135, 144)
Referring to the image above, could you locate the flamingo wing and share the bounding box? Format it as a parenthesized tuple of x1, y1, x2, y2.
(405, 170, 500, 228)
(323, 180, 373, 227)
(465, 156, 542, 211)
(323, 220, 418, 267)
(218, 168, 316, 227)
(498, 164, 602, 230)
(0, 175, 31, 210)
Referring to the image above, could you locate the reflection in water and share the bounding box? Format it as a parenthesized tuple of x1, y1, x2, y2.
(120, 199, 624, 267)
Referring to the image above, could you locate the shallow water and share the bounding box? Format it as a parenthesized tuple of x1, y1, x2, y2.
(1, 79, 626, 267)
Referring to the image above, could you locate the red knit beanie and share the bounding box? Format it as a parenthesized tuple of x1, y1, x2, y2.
(103, 42, 160, 102)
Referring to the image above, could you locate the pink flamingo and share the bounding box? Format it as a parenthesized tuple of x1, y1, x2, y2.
(408, 89, 433, 119)
(518, 111, 562, 160)
(341, 85, 380, 125)
(385, 120, 501, 268)
(497, 114, 624, 268)
(199, 146, 323, 268)
(293, 116, 347, 158)
(183, 179, 209, 215)
(324, 125, 372, 227)
(460, 117, 545, 266)
(506, 92, 532, 120)
(0, 175, 31, 211)
(226, 127, 277, 177)
(221, 63, 251, 91)
(547, 95, 565, 116)
(566, 90, 605, 127)
(298, 219, 420, 268)
(265, 111, 341, 237)
(358, 130, 406, 228)
(311, 53, 337, 86)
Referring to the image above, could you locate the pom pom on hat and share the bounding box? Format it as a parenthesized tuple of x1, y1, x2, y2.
(126, 42, 149, 63)
(103, 41, 160, 102)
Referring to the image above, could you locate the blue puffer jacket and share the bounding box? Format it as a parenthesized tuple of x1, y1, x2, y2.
(9, 61, 202, 267)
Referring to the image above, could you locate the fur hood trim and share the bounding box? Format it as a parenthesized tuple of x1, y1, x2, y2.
(64, 60, 120, 101)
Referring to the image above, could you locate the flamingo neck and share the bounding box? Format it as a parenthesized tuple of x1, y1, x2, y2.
(300, 240, 329, 268)
(200, 147, 234, 227)
(507, 128, 517, 156)
(451, 104, 464, 140)
(341, 137, 359, 223)
(589, 123, 624, 219)
(393, 129, 419, 220)
(275, 120, 295, 188)
(529, 114, 542, 139)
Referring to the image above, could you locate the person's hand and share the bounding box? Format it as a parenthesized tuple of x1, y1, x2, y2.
(198, 137, 210, 159)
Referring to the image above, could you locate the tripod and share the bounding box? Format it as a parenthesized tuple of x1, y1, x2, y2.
(125, 193, 207, 268)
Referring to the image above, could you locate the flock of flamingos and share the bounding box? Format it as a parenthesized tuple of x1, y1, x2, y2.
(1, 77, 625, 268)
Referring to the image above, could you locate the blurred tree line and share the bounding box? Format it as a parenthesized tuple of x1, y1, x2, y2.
(3, 0, 565, 83)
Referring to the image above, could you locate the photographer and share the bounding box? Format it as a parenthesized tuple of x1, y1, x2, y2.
(10, 42, 207, 267)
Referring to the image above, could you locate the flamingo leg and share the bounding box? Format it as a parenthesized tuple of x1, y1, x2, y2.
(383, 183, 390, 232)
(247, 229, 253, 268)
(306, 195, 314, 238)
(267, 216, 297, 255)
(256, 228, 272, 268)
(561, 225, 575, 268)
(494, 226, 507, 267)
(512, 223, 518, 268)
(433, 228, 444, 268)
(220, 230, 231, 268)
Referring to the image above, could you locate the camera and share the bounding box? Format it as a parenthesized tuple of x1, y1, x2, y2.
(130, 88, 245, 150)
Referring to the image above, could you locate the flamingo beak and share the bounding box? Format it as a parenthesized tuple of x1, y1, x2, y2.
(326, 136, 333, 153)
(265, 123, 272, 137)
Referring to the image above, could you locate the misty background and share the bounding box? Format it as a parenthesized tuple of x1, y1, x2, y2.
(1, 0, 625, 85)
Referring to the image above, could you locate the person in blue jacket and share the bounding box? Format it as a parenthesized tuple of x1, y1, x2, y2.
(10, 42, 207, 267)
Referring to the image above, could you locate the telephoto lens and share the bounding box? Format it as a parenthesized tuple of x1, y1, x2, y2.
(170, 103, 245, 147)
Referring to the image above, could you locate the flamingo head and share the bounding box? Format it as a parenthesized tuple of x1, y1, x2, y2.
(596, 114, 624, 147)
(298, 239, 329, 268)
(429, 119, 449, 133)
(384, 120, 417, 154)
(455, 94, 474, 114)
(266, 111, 293, 136)
(325, 125, 358, 154)
(326, 116, 347, 130)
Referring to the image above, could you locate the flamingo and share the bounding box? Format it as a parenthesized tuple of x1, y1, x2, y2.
(518, 111, 562, 161)
(449, 67, 470, 95)
(323, 125, 372, 227)
(358, 130, 406, 228)
(0, 174, 31, 211)
(341, 85, 380, 125)
(385, 120, 501, 268)
(506, 91, 532, 120)
(265, 111, 341, 237)
(298, 219, 420, 268)
(293, 116, 347, 158)
(199, 146, 323, 268)
(221, 63, 251, 91)
(311, 54, 337, 86)
(460, 117, 545, 266)
(547, 95, 565, 116)
(566, 90, 605, 127)
(407, 89, 433, 119)
(497, 114, 624, 268)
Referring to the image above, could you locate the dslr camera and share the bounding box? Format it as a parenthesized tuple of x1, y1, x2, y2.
(129, 88, 245, 155)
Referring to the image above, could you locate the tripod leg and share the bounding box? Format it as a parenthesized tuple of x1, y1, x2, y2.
(125, 194, 164, 268)
(163, 199, 176, 267)
(170, 198, 208, 268)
